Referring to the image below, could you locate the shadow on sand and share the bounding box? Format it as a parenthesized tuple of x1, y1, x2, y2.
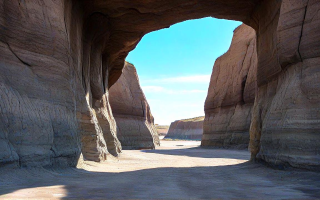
(141, 146, 250, 160)
(0, 147, 320, 199)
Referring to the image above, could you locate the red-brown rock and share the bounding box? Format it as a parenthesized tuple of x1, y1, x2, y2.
(109, 62, 160, 149)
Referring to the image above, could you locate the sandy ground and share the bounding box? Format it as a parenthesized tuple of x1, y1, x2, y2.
(0, 140, 320, 199)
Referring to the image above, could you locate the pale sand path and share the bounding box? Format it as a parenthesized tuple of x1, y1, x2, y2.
(0, 140, 320, 199)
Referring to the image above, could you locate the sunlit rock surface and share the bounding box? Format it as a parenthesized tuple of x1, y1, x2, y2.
(109, 62, 160, 149)
(202, 24, 257, 149)
(166, 117, 204, 140)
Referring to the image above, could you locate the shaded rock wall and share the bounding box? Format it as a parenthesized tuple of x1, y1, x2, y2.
(109, 62, 160, 149)
(0, 0, 121, 167)
(202, 24, 257, 149)
(0, 0, 319, 169)
(249, 0, 320, 170)
(166, 117, 204, 140)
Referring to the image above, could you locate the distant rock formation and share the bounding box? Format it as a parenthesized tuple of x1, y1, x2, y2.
(109, 62, 160, 149)
(202, 24, 257, 149)
(165, 117, 204, 140)
(156, 125, 170, 137)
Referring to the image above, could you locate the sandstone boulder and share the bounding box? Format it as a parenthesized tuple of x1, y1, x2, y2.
(165, 117, 204, 140)
(109, 62, 160, 149)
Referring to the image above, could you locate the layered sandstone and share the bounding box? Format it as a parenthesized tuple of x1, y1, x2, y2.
(0, 0, 319, 169)
(165, 117, 204, 140)
(109, 62, 160, 149)
(202, 24, 257, 149)
(249, 0, 320, 170)
(0, 0, 122, 167)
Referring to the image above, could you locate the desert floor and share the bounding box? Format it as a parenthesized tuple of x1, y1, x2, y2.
(1, 140, 320, 199)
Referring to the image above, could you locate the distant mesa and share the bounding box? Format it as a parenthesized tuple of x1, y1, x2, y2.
(165, 116, 204, 140)
(156, 125, 170, 138)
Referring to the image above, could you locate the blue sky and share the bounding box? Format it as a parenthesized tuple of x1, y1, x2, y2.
(126, 17, 241, 125)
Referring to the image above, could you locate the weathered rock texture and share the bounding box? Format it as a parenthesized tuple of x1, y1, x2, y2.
(166, 117, 204, 140)
(0, 0, 319, 169)
(249, 0, 320, 170)
(0, 0, 122, 167)
(202, 24, 257, 149)
(109, 62, 160, 149)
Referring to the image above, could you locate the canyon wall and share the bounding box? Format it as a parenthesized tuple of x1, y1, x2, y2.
(202, 24, 257, 149)
(165, 117, 204, 140)
(0, 0, 122, 167)
(0, 0, 319, 169)
(109, 62, 160, 149)
(249, 0, 320, 170)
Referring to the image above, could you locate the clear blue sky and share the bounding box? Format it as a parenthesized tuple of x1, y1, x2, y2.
(126, 17, 241, 125)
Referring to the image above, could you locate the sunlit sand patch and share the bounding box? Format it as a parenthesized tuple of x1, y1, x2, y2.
(78, 140, 249, 173)
(1, 185, 67, 199)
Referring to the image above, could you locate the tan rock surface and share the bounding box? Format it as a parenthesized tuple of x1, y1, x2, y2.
(109, 62, 160, 149)
(202, 24, 257, 149)
(165, 117, 204, 140)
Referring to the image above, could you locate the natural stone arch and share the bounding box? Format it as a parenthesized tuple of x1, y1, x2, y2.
(81, 0, 259, 87)
(80, 0, 320, 169)
(1, 0, 319, 169)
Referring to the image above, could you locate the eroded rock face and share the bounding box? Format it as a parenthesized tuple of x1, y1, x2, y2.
(0, 0, 319, 169)
(202, 24, 257, 149)
(0, 0, 121, 167)
(249, 0, 320, 170)
(109, 62, 160, 149)
(165, 117, 204, 140)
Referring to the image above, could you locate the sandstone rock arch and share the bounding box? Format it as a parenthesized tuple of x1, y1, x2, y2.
(1, 0, 319, 169)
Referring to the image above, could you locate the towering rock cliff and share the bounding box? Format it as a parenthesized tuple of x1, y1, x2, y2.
(165, 117, 204, 140)
(202, 24, 257, 149)
(249, 0, 320, 170)
(109, 62, 160, 149)
(0, 0, 319, 169)
(0, 0, 122, 167)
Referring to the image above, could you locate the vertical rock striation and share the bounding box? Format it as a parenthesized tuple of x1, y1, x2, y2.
(202, 24, 257, 149)
(165, 117, 204, 140)
(249, 0, 320, 170)
(109, 62, 160, 149)
(0, 0, 122, 167)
